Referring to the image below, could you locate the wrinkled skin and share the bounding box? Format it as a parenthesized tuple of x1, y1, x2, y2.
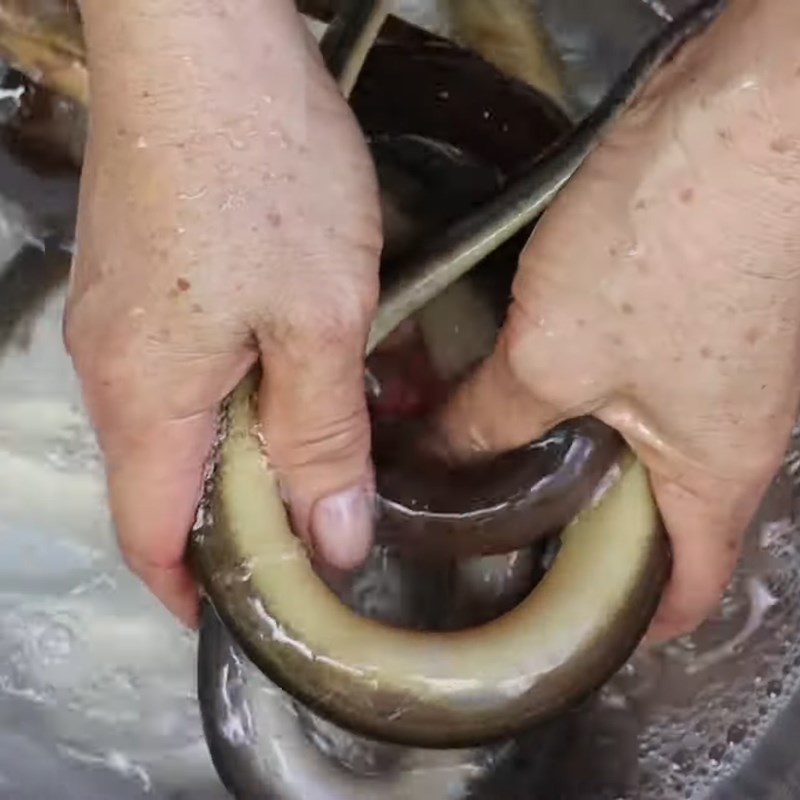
(439, 0, 800, 641)
(65, 0, 800, 643)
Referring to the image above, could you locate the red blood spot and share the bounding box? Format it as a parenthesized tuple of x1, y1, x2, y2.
(367, 324, 449, 421)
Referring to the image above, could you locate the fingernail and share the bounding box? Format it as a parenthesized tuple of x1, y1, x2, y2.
(310, 484, 374, 570)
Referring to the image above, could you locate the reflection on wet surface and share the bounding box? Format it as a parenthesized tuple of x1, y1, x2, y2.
(2, 1, 800, 798)
(0, 279, 223, 798)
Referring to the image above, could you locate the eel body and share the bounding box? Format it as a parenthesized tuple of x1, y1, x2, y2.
(194, 0, 727, 758)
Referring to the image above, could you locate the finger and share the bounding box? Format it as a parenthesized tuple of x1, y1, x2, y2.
(258, 319, 375, 571)
(103, 412, 216, 628)
(436, 321, 567, 459)
(644, 475, 764, 643)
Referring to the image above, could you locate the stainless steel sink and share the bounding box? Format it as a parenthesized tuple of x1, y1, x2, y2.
(2, 1, 799, 797)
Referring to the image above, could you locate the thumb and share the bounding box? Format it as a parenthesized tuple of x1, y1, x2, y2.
(436, 322, 572, 459)
(258, 323, 374, 570)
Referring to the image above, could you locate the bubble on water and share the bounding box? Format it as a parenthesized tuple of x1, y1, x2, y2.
(670, 748, 694, 772)
(727, 723, 747, 746)
(36, 622, 74, 663)
(760, 519, 795, 551)
(602, 426, 800, 799)
(708, 743, 726, 765)
(767, 679, 783, 698)
(683, 577, 778, 675)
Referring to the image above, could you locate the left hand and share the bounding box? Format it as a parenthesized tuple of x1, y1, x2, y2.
(437, 0, 800, 643)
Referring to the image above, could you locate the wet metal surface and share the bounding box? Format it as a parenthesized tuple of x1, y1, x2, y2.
(0, 244, 222, 797)
(2, 1, 800, 798)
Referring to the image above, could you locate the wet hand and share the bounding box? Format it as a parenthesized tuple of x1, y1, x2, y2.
(438, 0, 800, 642)
(64, 1, 381, 626)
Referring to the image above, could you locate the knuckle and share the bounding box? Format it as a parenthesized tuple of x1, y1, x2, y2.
(500, 305, 571, 410)
(267, 406, 370, 471)
(270, 279, 378, 352)
(502, 300, 606, 413)
(499, 302, 535, 380)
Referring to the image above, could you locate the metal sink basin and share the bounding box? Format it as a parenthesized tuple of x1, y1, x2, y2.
(1, 1, 799, 797)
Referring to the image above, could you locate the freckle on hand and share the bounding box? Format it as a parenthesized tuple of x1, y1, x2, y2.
(700, 346, 712, 359)
(745, 326, 761, 345)
(770, 137, 792, 154)
(679, 187, 695, 204)
(621, 302, 635, 315)
(176, 277, 191, 292)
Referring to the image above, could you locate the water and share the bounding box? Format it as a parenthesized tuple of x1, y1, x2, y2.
(3, 1, 800, 798)
(610, 448, 800, 799)
(0, 244, 221, 796)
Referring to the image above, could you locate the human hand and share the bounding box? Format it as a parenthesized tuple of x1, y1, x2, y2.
(438, 0, 800, 642)
(64, 0, 381, 626)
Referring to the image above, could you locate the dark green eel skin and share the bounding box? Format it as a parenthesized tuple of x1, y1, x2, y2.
(191, 0, 727, 761)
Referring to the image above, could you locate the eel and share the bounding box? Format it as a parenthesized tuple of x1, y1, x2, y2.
(191, 0, 728, 755)
(319, 0, 626, 560)
(194, 371, 668, 749)
(0, 0, 724, 758)
(442, 0, 570, 114)
(0, 0, 87, 104)
(319, 0, 391, 98)
(367, 0, 727, 350)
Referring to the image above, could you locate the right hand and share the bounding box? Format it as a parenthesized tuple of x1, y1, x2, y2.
(65, 1, 382, 626)
(438, 0, 800, 643)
